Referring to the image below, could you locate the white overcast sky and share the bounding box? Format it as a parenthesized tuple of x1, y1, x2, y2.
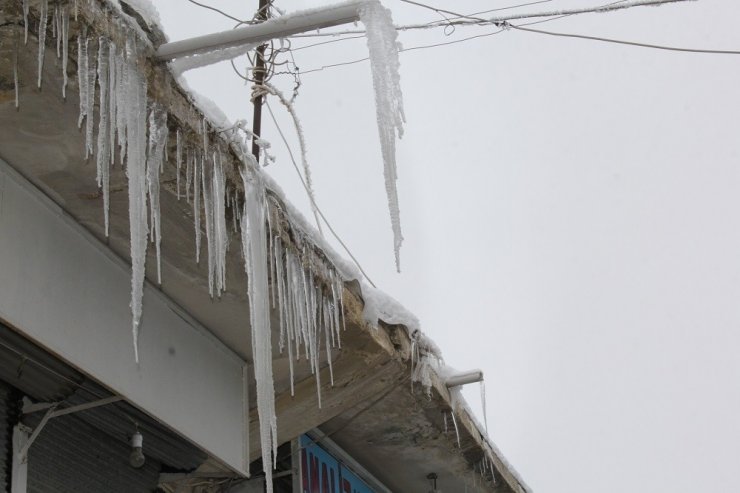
(154, 1, 740, 491)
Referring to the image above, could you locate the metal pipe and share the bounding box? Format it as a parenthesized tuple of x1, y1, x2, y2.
(155, 1, 364, 61)
(445, 370, 483, 389)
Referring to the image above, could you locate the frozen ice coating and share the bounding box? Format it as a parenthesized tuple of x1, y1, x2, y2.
(212, 152, 229, 296)
(147, 104, 168, 285)
(359, 0, 406, 272)
(240, 167, 278, 493)
(96, 37, 111, 237)
(176, 130, 182, 199)
(123, 39, 149, 363)
(37, 0, 48, 89)
(77, 32, 97, 159)
(77, 33, 88, 130)
(193, 152, 202, 263)
(108, 41, 117, 166)
(201, 154, 215, 296)
(22, 0, 29, 44)
(61, 7, 69, 98)
(13, 43, 18, 109)
(9, 0, 502, 480)
(54, 5, 60, 58)
(169, 43, 257, 75)
(86, 40, 97, 159)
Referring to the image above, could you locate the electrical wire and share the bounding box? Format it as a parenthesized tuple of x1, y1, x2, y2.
(490, 0, 693, 23)
(398, 0, 488, 23)
(184, 0, 246, 24)
(290, 0, 694, 37)
(299, 26, 506, 74)
(509, 23, 740, 54)
(265, 101, 378, 288)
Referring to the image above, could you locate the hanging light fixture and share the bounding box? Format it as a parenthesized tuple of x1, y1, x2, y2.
(129, 428, 145, 469)
(427, 472, 441, 493)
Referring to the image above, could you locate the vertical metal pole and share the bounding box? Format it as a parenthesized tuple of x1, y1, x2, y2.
(251, 0, 269, 163)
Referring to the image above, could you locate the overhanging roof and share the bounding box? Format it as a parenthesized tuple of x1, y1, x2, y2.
(0, 1, 529, 491)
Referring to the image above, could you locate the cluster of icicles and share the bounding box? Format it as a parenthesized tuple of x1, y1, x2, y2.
(86, 36, 345, 493)
(16, 0, 71, 107)
(20, 5, 347, 492)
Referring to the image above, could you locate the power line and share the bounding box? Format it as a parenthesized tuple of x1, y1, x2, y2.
(264, 101, 378, 288)
(290, 0, 694, 37)
(398, 0, 487, 23)
(509, 23, 740, 55)
(299, 26, 506, 74)
(291, 34, 366, 52)
(488, 0, 695, 23)
(184, 0, 246, 24)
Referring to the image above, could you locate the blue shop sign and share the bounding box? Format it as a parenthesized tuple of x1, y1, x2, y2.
(298, 435, 374, 493)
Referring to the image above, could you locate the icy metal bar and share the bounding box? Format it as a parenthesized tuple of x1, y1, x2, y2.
(445, 370, 484, 388)
(155, 1, 363, 61)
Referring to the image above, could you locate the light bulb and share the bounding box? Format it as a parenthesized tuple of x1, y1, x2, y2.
(129, 431, 145, 468)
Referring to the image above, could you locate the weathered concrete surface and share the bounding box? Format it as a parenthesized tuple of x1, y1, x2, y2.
(0, 2, 528, 491)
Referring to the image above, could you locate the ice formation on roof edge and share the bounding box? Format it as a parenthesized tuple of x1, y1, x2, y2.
(64, 27, 348, 493)
(20, 1, 467, 487)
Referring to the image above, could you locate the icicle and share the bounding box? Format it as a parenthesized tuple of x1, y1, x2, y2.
(232, 195, 238, 233)
(54, 5, 60, 59)
(274, 240, 294, 396)
(22, 0, 29, 45)
(324, 298, 334, 387)
(13, 28, 19, 109)
(124, 39, 149, 363)
(201, 150, 229, 297)
(74, 0, 78, 20)
(450, 410, 461, 448)
(480, 380, 489, 434)
(358, 1, 406, 272)
(86, 39, 97, 158)
(108, 41, 116, 166)
(201, 154, 215, 296)
(202, 117, 208, 157)
(96, 37, 110, 237)
(185, 148, 192, 204)
(77, 31, 88, 128)
(267, 200, 277, 309)
(443, 411, 449, 434)
(213, 151, 229, 294)
(37, 0, 48, 89)
(176, 129, 182, 200)
(147, 104, 167, 285)
(240, 166, 277, 493)
(115, 50, 127, 160)
(193, 153, 201, 263)
(61, 8, 69, 98)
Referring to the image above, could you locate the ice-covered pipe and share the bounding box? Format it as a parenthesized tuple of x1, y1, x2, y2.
(445, 370, 484, 389)
(155, 1, 364, 61)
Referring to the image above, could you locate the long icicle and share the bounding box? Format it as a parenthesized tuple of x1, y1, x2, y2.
(37, 0, 48, 89)
(147, 104, 167, 285)
(95, 37, 110, 237)
(240, 166, 277, 493)
(124, 39, 149, 363)
(359, 1, 406, 271)
(61, 7, 69, 98)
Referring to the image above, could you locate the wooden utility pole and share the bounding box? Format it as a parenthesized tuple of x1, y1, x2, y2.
(251, 0, 269, 163)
